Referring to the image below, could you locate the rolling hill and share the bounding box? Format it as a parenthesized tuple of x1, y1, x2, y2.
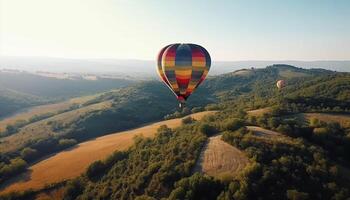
(0, 64, 349, 199)
(0, 111, 214, 195)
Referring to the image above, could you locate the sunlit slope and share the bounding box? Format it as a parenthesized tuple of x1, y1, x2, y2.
(194, 135, 249, 179)
(0, 100, 112, 153)
(0, 94, 98, 132)
(0, 111, 215, 194)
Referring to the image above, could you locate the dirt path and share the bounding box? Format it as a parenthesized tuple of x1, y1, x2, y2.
(0, 111, 215, 195)
(194, 135, 249, 179)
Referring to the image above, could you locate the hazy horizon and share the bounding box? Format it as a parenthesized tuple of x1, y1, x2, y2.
(1, 56, 349, 77)
(1, 0, 350, 60)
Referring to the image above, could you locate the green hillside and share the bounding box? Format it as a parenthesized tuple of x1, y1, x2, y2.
(0, 71, 135, 118)
(1, 65, 350, 199)
(0, 86, 45, 119)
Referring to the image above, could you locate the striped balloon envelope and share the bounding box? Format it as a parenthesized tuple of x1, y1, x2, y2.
(157, 43, 211, 107)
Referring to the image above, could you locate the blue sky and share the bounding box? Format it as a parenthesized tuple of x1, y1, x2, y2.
(0, 0, 349, 60)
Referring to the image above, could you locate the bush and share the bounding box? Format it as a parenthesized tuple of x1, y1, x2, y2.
(168, 173, 223, 200)
(58, 138, 77, 149)
(63, 178, 85, 200)
(199, 123, 217, 136)
(205, 104, 220, 111)
(222, 118, 244, 131)
(191, 107, 204, 113)
(20, 147, 38, 162)
(286, 190, 309, 200)
(86, 160, 105, 180)
(182, 117, 195, 125)
(276, 124, 292, 135)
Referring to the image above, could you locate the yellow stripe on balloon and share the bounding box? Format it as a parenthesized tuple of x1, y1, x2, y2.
(175, 69, 192, 76)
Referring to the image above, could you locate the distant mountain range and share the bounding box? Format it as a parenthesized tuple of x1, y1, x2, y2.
(0, 56, 349, 79)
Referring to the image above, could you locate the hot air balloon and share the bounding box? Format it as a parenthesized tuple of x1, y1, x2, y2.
(157, 43, 211, 108)
(276, 80, 286, 89)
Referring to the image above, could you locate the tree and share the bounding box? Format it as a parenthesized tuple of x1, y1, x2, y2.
(223, 118, 244, 131)
(199, 123, 216, 136)
(182, 117, 195, 125)
(58, 138, 77, 149)
(63, 178, 85, 200)
(86, 160, 105, 180)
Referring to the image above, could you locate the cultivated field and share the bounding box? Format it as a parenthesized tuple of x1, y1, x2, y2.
(194, 135, 249, 179)
(0, 111, 215, 194)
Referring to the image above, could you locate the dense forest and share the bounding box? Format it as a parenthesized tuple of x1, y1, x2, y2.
(1, 65, 350, 199)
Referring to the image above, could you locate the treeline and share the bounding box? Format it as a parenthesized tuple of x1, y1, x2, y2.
(0, 138, 78, 183)
(248, 111, 350, 164)
(221, 127, 349, 199)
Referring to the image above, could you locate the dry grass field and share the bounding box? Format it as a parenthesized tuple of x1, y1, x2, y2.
(0, 111, 215, 195)
(0, 100, 112, 153)
(232, 69, 253, 76)
(246, 107, 271, 117)
(246, 126, 281, 137)
(301, 113, 350, 128)
(279, 69, 309, 78)
(246, 126, 302, 147)
(0, 94, 98, 132)
(194, 135, 250, 180)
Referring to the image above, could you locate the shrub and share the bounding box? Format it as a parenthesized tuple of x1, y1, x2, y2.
(86, 160, 105, 180)
(191, 107, 204, 113)
(58, 138, 77, 149)
(199, 123, 217, 136)
(286, 190, 309, 200)
(63, 178, 85, 200)
(222, 118, 244, 131)
(181, 117, 195, 125)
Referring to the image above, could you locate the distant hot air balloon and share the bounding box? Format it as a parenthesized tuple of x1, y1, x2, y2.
(276, 80, 286, 89)
(157, 43, 211, 107)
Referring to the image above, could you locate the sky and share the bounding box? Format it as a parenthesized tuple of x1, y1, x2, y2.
(0, 0, 350, 61)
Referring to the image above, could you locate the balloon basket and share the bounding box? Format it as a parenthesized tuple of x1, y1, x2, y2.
(179, 102, 186, 109)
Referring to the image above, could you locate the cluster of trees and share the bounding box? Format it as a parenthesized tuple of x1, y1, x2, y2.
(0, 157, 27, 183)
(248, 111, 350, 164)
(0, 137, 78, 184)
(221, 127, 349, 199)
(63, 124, 207, 199)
